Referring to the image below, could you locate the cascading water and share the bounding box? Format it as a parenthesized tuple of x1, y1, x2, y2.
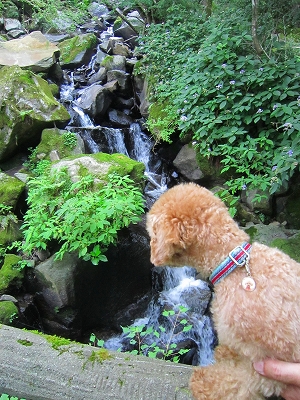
(58, 28, 215, 367)
(104, 266, 215, 366)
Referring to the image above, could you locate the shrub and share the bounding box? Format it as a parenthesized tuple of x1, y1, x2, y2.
(138, 13, 300, 196)
(20, 170, 145, 265)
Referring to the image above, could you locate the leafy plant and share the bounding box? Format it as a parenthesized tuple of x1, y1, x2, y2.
(23, 148, 51, 176)
(20, 170, 145, 265)
(0, 395, 26, 400)
(138, 11, 300, 196)
(62, 131, 77, 149)
(0, 204, 18, 229)
(90, 306, 193, 363)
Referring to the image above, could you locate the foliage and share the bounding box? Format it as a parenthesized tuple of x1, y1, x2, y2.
(20, 170, 145, 265)
(0, 394, 26, 400)
(0, 204, 18, 230)
(107, 0, 202, 23)
(90, 306, 193, 363)
(23, 148, 51, 176)
(62, 131, 77, 149)
(18, 0, 91, 32)
(138, 10, 300, 196)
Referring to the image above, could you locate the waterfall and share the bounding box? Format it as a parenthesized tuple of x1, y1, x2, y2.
(104, 266, 215, 366)
(103, 127, 129, 156)
(57, 39, 215, 368)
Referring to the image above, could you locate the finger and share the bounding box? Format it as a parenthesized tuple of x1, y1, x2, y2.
(281, 384, 300, 400)
(254, 359, 300, 386)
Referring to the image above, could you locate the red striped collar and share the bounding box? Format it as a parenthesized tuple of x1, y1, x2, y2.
(209, 242, 252, 285)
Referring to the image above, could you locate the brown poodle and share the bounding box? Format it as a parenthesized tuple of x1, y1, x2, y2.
(146, 183, 300, 400)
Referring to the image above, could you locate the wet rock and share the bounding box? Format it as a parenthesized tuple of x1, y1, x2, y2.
(113, 10, 145, 48)
(107, 69, 131, 95)
(0, 66, 70, 162)
(0, 31, 60, 71)
(108, 108, 134, 127)
(58, 33, 97, 67)
(88, 66, 107, 84)
(74, 84, 112, 118)
(101, 54, 126, 72)
(3, 18, 22, 32)
(108, 37, 131, 57)
(173, 144, 204, 181)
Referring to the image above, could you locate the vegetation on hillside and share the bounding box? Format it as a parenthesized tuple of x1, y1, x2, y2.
(132, 0, 300, 197)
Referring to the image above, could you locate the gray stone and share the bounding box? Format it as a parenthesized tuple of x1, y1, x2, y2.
(74, 84, 112, 118)
(173, 145, 204, 181)
(0, 31, 60, 71)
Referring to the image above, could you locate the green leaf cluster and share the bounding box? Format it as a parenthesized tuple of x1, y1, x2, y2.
(137, 8, 300, 195)
(91, 305, 193, 363)
(20, 170, 145, 265)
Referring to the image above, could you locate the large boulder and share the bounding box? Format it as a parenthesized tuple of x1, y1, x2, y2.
(0, 66, 70, 162)
(0, 172, 25, 208)
(58, 33, 97, 67)
(0, 31, 60, 71)
(74, 84, 113, 118)
(35, 128, 85, 162)
(51, 153, 145, 186)
(113, 11, 145, 48)
(173, 145, 204, 181)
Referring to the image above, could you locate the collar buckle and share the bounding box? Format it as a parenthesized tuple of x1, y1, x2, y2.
(228, 245, 250, 267)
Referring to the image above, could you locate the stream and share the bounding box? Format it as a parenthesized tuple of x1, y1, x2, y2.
(57, 28, 215, 366)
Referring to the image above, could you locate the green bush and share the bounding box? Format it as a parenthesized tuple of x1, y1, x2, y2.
(138, 12, 300, 196)
(20, 170, 145, 265)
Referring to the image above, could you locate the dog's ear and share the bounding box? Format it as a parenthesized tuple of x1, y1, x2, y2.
(168, 218, 195, 249)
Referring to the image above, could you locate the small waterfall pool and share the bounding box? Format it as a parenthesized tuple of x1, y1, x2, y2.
(104, 266, 215, 366)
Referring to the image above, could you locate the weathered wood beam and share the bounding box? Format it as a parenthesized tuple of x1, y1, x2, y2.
(0, 325, 193, 400)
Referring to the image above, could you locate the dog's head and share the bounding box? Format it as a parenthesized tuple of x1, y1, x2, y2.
(146, 183, 248, 276)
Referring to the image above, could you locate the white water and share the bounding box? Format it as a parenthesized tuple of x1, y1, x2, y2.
(104, 127, 129, 156)
(105, 267, 215, 366)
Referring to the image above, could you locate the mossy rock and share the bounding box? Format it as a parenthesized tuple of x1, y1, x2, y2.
(0, 220, 22, 247)
(0, 301, 18, 325)
(36, 128, 84, 160)
(58, 34, 97, 66)
(270, 232, 300, 262)
(51, 153, 145, 189)
(0, 65, 70, 162)
(0, 254, 23, 295)
(0, 172, 25, 208)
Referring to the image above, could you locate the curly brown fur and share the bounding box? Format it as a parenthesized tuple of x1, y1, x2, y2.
(147, 183, 300, 399)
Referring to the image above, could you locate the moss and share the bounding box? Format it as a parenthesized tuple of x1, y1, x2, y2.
(270, 233, 300, 262)
(0, 254, 23, 295)
(58, 34, 97, 65)
(244, 226, 258, 242)
(0, 172, 25, 208)
(0, 220, 22, 247)
(82, 349, 113, 369)
(52, 153, 145, 189)
(17, 338, 33, 346)
(0, 301, 18, 325)
(100, 55, 114, 69)
(36, 129, 78, 160)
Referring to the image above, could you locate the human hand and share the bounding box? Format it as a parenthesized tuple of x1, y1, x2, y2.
(253, 359, 300, 400)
